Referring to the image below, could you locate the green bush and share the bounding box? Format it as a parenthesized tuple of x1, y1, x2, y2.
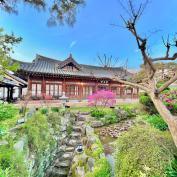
(0, 144, 28, 177)
(86, 158, 111, 177)
(91, 109, 106, 119)
(51, 107, 60, 113)
(144, 114, 168, 131)
(0, 104, 18, 121)
(114, 124, 177, 177)
(102, 114, 118, 125)
(40, 108, 48, 115)
(66, 123, 73, 136)
(47, 112, 61, 132)
(24, 112, 54, 153)
(139, 93, 157, 114)
(166, 157, 177, 177)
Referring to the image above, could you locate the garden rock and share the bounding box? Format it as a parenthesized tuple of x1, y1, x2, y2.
(76, 166, 85, 177)
(77, 115, 86, 121)
(17, 117, 26, 124)
(91, 121, 104, 128)
(87, 157, 95, 171)
(86, 125, 94, 135)
(14, 137, 26, 152)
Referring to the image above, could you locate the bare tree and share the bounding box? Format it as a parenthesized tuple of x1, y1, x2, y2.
(114, 0, 177, 146)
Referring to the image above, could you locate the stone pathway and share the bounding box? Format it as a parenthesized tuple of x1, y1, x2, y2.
(45, 113, 87, 177)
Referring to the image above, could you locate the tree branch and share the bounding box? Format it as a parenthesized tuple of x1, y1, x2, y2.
(158, 73, 177, 93)
(152, 53, 177, 62)
(112, 77, 150, 93)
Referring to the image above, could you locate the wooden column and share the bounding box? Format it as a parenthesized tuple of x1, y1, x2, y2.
(7, 87, 9, 102)
(62, 78, 66, 96)
(10, 87, 13, 101)
(18, 87, 22, 99)
(42, 76, 46, 98)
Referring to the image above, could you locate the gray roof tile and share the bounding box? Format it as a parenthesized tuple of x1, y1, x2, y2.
(18, 54, 132, 79)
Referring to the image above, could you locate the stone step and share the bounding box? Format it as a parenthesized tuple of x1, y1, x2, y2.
(54, 160, 70, 168)
(48, 167, 68, 177)
(73, 126, 82, 132)
(60, 152, 73, 160)
(65, 146, 75, 152)
(71, 132, 81, 138)
(66, 139, 78, 147)
(77, 115, 86, 121)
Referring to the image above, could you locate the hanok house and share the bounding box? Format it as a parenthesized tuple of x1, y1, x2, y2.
(16, 54, 139, 100)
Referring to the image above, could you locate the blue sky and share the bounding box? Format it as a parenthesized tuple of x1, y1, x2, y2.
(0, 0, 177, 68)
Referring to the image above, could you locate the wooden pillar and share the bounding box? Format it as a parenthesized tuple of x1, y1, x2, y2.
(10, 87, 13, 101)
(79, 82, 83, 100)
(7, 87, 10, 102)
(42, 76, 46, 98)
(18, 87, 22, 99)
(62, 78, 66, 96)
(28, 75, 32, 91)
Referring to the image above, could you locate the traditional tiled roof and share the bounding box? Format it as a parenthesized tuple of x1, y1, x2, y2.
(18, 54, 133, 80)
(0, 72, 27, 87)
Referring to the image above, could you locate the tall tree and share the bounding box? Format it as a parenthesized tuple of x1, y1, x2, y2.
(0, 0, 85, 26)
(113, 0, 177, 146)
(0, 28, 22, 78)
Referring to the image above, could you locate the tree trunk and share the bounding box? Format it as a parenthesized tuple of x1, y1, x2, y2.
(149, 93, 177, 147)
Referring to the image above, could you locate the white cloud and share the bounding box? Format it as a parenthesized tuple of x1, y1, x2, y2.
(69, 40, 77, 48)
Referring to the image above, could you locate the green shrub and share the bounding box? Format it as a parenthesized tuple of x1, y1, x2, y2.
(40, 108, 48, 115)
(86, 158, 111, 177)
(0, 144, 28, 177)
(51, 107, 60, 113)
(47, 112, 61, 132)
(121, 106, 136, 118)
(114, 124, 177, 177)
(102, 114, 118, 125)
(91, 109, 105, 119)
(139, 93, 157, 114)
(0, 104, 18, 121)
(66, 123, 73, 136)
(24, 112, 54, 153)
(166, 157, 177, 177)
(144, 114, 168, 131)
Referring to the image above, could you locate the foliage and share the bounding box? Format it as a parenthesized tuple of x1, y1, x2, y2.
(66, 122, 73, 136)
(40, 108, 48, 115)
(166, 156, 177, 177)
(24, 112, 54, 153)
(0, 103, 18, 121)
(47, 112, 61, 132)
(101, 114, 118, 125)
(0, 28, 21, 77)
(114, 124, 177, 177)
(0, 143, 28, 177)
(161, 89, 177, 115)
(88, 90, 116, 108)
(85, 158, 111, 177)
(91, 105, 136, 125)
(51, 107, 60, 113)
(139, 92, 157, 114)
(0, 0, 85, 26)
(85, 139, 111, 177)
(91, 109, 106, 118)
(143, 114, 168, 131)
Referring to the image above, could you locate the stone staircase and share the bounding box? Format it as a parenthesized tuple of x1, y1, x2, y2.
(45, 113, 87, 177)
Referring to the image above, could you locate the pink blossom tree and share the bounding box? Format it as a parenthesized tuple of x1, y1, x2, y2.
(88, 90, 116, 108)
